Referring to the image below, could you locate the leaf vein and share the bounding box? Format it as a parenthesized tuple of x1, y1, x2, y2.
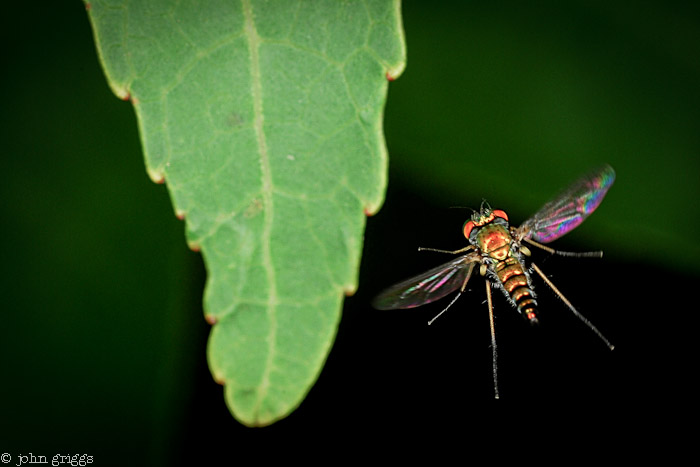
(243, 0, 276, 421)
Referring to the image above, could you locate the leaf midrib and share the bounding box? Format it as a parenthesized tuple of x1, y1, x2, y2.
(243, 0, 277, 419)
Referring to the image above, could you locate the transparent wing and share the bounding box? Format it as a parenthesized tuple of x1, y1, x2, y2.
(372, 254, 479, 310)
(517, 164, 615, 243)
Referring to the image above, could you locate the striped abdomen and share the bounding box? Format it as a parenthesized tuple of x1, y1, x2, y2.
(494, 257, 538, 323)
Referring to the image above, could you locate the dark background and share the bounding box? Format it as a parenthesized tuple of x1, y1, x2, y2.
(1, 1, 696, 462)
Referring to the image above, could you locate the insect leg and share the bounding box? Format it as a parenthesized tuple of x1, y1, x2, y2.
(530, 262, 614, 350)
(485, 279, 500, 399)
(427, 262, 476, 325)
(418, 245, 475, 255)
(523, 238, 603, 258)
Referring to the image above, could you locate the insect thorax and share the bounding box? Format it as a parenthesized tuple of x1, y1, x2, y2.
(473, 223, 513, 261)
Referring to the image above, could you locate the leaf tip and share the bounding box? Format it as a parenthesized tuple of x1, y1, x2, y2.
(147, 168, 165, 184)
(385, 63, 405, 81)
(205, 314, 218, 325)
(175, 210, 186, 221)
(104, 81, 132, 102)
(364, 205, 380, 217)
(188, 241, 201, 252)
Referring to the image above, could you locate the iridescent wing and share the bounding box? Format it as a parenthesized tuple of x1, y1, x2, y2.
(517, 164, 615, 243)
(372, 254, 479, 310)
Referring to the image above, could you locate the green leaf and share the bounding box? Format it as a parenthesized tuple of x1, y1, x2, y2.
(86, 0, 405, 426)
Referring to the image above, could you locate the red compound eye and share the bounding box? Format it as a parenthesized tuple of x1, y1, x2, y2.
(492, 209, 508, 221)
(463, 220, 475, 239)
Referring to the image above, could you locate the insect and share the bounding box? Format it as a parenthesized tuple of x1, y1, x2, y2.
(372, 165, 616, 398)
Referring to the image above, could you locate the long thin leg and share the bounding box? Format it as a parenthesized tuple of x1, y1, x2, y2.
(524, 237, 603, 258)
(427, 292, 462, 326)
(428, 263, 475, 325)
(530, 262, 614, 350)
(418, 245, 475, 255)
(485, 280, 500, 399)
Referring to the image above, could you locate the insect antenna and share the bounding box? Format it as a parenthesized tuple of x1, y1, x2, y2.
(530, 262, 614, 350)
(524, 238, 603, 258)
(448, 205, 476, 214)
